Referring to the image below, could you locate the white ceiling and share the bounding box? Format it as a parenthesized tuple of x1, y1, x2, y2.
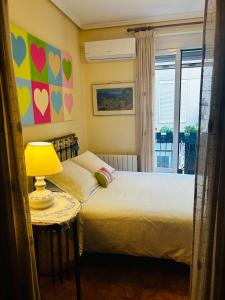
(51, 0, 205, 30)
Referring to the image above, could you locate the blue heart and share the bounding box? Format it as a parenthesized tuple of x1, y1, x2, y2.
(11, 33, 26, 67)
(51, 91, 62, 114)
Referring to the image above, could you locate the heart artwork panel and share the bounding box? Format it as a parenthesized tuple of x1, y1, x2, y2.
(49, 85, 64, 122)
(47, 45, 62, 86)
(63, 59, 72, 81)
(16, 78, 34, 126)
(32, 81, 51, 124)
(28, 34, 48, 83)
(17, 86, 31, 117)
(34, 88, 49, 116)
(63, 90, 73, 121)
(10, 25, 31, 80)
(62, 52, 73, 88)
(31, 43, 46, 73)
(51, 91, 62, 114)
(64, 93, 73, 113)
(11, 34, 26, 67)
(49, 52, 60, 78)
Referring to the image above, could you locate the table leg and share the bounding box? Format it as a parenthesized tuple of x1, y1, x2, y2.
(57, 226, 63, 283)
(50, 230, 55, 285)
(72, 219, 81, 300)
(66, 228, 70, 278)
(33, 227, 40, 283)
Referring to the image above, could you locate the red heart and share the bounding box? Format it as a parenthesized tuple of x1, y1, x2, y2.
(31, 43, 46, 73)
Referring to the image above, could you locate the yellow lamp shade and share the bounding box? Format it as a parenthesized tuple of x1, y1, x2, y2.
(25, 142, 63, 176)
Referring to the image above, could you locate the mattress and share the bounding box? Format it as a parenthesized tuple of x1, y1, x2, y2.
(79, 171, 195, 264)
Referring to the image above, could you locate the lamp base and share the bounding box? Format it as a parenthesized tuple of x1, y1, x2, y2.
(29, 176, 54, 210)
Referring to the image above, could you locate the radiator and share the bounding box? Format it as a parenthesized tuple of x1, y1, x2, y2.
(97, 154, 138, 172)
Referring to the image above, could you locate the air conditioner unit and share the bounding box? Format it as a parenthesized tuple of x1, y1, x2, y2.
(84, 38, 136, 62)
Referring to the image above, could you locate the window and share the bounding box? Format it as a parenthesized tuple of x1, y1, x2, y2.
(154, 49, 202, 174)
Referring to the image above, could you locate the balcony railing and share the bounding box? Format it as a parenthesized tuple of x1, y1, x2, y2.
(155, 132, 197, 174)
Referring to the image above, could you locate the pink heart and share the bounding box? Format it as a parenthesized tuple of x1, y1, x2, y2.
(64, 94, 73, 113)
(31, 43, 46, 73)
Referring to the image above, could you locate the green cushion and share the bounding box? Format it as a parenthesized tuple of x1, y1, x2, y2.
(95, 167, 112, 188)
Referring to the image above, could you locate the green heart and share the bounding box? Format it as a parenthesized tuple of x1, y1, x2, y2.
(63, 59, 72, 81)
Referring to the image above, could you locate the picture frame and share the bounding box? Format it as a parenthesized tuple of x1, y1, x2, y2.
(92, 82, 135, 116)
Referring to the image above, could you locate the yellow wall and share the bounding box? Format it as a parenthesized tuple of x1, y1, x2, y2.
(80, 27, 136, 154)
(7, 0, 203, 156)
(80, 24, 203, 154)
(8, 0, 88, 151)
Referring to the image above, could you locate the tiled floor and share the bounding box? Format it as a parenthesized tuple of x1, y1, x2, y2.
(40, 253, 190, 300)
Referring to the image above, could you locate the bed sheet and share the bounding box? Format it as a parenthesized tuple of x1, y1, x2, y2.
(79, 171, 195, 264)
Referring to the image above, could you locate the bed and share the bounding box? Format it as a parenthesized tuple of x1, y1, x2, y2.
(48, 134, 195, 265)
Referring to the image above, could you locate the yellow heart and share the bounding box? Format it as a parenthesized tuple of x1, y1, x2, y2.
(34, 88, 49, 116)
(49, 52, 60, 78)
(17, 86, 31, 117)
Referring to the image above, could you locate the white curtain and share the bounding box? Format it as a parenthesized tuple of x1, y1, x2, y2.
(135, 30, 155, 172)
(191, 0, 225, 299)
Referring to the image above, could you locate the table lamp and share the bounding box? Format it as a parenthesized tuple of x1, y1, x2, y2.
(25, 142, 63, 210)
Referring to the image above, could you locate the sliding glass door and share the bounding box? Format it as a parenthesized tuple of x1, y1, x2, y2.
(154, 49, 202, 174)
(154, 54, 176, 172)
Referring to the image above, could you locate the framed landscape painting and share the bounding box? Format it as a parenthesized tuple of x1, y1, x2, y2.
(92, 83, 135, 115)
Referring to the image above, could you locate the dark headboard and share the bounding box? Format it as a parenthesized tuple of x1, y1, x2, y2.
(47, 133, 79, 162)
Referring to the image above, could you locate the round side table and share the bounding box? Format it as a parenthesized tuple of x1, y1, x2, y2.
(30, 192, 81, 300)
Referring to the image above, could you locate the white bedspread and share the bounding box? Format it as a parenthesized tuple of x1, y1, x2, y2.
(79, 171, 195, 264)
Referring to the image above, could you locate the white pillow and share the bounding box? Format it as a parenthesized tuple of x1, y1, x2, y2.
(71, 151, 115, 174)
(46, 160, 99, 203)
